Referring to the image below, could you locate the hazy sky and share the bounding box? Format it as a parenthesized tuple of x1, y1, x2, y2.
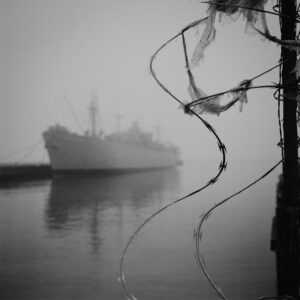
(0, 0, 283, 164)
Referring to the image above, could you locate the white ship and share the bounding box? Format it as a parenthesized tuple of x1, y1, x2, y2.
(43, 95, 181, 174)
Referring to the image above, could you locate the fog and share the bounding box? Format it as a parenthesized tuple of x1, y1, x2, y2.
(0, 0, 282, 164)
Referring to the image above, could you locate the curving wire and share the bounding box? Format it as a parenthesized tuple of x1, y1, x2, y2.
(118, 16, 228, 300)
(194, 157, 284, 300)
(118, 2, 300, 300)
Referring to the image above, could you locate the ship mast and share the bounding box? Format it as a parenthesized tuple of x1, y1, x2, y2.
(89, 91, 98, 136)
(155, 125, 160, 143)
(115, 114, 122, 133)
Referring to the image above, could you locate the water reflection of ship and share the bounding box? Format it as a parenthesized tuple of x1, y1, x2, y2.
(45, 169, 180, 252)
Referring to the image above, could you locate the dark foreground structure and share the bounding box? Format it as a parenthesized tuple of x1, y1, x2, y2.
(274, 0, 300, 297)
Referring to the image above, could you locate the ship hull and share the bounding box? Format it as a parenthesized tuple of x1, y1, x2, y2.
(43, 128, 180, 173)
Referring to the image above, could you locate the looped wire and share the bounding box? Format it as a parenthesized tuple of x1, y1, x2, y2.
(118, 1, 300, 300)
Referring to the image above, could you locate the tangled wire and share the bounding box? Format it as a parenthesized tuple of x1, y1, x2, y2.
(118, 1, 300, 300)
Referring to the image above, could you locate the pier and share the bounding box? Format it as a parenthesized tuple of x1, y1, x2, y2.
(0, 163, 52, 182)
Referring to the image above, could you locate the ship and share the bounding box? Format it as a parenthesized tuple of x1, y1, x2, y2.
(43, 94, 181, 174)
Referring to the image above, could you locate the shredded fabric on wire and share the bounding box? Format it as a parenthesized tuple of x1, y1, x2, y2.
(186, 2, 300, 113)
(185, 62, 284, 110)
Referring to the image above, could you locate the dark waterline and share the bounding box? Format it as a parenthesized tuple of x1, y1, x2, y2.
(0, 161, 280, 299)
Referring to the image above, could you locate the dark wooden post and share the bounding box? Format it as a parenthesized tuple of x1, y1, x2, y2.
(276, 0, 299, 297)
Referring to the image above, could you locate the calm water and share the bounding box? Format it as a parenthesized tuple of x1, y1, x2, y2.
(0, 161, 281, 300)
